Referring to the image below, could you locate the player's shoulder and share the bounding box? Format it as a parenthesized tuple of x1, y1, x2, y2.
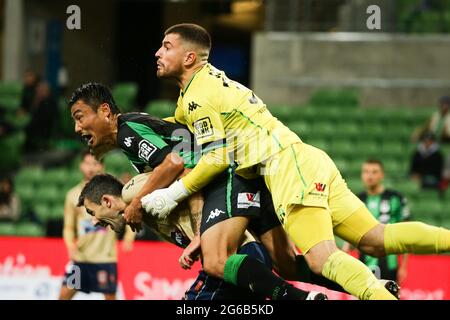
(119, 112, 159, 126)
(118, 112, 166, 137)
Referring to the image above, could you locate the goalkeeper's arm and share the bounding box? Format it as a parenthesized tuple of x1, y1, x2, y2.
(181, 145, 230, 194)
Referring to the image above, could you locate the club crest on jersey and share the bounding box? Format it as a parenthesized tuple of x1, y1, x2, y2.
(237, 191, 261, 209)
(193, 117, 214, 140)
(314, 183, 326, 192)
(138, 140, 157, 162)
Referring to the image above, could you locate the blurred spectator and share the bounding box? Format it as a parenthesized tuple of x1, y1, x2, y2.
(20, 69, 41, 114)
(343, 159, 409, 284)
(0, 176, 21, 222)
(409, 131, 444, 189)
(413, 96, 450, 144)
(24, 81, 60, 152)
(59, 150, 135, 300)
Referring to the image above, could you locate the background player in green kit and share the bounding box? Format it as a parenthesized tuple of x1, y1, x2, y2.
(344, 159, 409, 284)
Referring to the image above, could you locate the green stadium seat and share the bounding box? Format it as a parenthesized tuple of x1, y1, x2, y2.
(383, 160, 406, 178)
(0, 96, 21, 111)
(15, 222, 44, 237)
(360, 111, 381, 126)
(360, 124, 385, 140)
(45, 168, 70, 186)
(395, 180, 421, 199)
(15, 167, 44, 185)
(15, 183, 35, 207)
(3, 112, 30, 130)
(381, 142, 406, 158)
(0, 81, 23, 96)
(305, 138, 330, 152)
(346, 178, 364, 193)
(34, 203, 53, 222)
(288, 121, 311, 137)
(112, 82, 138, 113)
(34, 186, 62, 207)
(355, 141, 380, 158)
(309, 122, 335, 140)
(409, 109, 431, 127)
(334, 122, 360, 140)
(0, 81, 23, 112)
(416, 189, 442, 202)
(411, 200, 443, 220)
(441, 217, 450, 229)
(0, 132, 25, 171)
(65, 170, 82, 187)
(104, 151, 133, 175)
(308, 89, 359, 108)
(344, 108, 366, 123)
(298, 106, 320, 122)
(346, 160, 363, 178)
(329, 141, 354, 158)
(333, 158, 349, 175)
(50, 204, 65, 220)
(316, 107, 342, 122)
(0, 223, 16, 236)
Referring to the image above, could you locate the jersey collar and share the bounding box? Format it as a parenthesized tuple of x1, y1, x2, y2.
(181, 63, 208, 97)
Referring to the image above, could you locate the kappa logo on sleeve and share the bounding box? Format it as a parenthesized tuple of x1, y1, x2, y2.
(188, 101, 201, 114)
(138, 140, 157, 162)
(193, 117, 214, 140)
(124, 136, 134, 147)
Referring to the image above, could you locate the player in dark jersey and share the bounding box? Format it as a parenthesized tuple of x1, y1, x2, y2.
(349, 159, 409, 283)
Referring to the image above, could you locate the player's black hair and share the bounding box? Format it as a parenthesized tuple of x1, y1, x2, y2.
(165, 23, 211, 53)
(69, 82, 121, 114)
(78, 173, 124, 207)
(364, 158, 384, 170)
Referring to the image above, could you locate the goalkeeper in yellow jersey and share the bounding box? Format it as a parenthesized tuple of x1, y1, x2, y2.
(142, 23, 450, 300)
